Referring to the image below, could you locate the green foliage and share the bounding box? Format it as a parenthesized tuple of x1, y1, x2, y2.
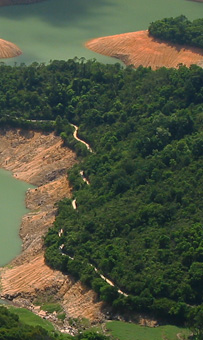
(77, 330, 109, 340)
(187, 305, 203, 340)
(106, 321, 190, 340)
(41, 61, 203, 325)
(0, 57, 202, 326)
(0, 305, 54, 340)
(0, 306, 110, 340)
(149, 15, 203, 48)
(8, 307, 54, 332)
(40, 303, 63, 314)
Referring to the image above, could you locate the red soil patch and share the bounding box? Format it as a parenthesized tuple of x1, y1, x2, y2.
(85, 30, 203, 70)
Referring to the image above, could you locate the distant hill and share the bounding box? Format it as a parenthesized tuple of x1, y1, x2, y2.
(0, 0, 45, 6)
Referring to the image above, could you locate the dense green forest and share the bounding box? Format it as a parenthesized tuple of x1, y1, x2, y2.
(148, 15, 203, 48)
(0, 58, 202, 334)
(0, 306, 109, 340)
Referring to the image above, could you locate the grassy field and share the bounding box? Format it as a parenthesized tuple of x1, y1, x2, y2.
(8, 306, 55, 332)
(106, 321, 190, 340)
(40, 302, 63, 313)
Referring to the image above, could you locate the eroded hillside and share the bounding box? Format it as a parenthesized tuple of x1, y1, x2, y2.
(0, 128, 104, 322)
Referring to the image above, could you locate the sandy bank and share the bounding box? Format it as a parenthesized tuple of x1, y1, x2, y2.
(0, 128, 104, 321)
(0, 39, 22, 59)
(85, 30, 203, 70)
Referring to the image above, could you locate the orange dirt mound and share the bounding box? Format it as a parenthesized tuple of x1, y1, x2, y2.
(0, 38, 22, 59)
(0, 254, 104, 321)
(85, 30, 203, 70)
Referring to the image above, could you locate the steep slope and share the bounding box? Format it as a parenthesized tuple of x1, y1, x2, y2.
(0, 128, 104, 321)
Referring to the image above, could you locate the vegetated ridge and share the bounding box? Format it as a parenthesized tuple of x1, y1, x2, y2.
(0, 60, 202, 335)
(42, 61, 202, 328)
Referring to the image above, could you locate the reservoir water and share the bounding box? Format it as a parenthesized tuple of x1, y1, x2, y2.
(0, 0, 202, 65)
(0, 169, 32, 266)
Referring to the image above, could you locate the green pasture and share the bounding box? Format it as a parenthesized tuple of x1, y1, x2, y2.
(106, 321, 190, 340)
(40, 302, 63, 313)
(8, 306, 55, 332)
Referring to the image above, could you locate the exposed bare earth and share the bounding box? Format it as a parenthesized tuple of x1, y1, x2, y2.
(0, 38, 22, 59)
(85, 30, 203, 70)
(0, 128, 104, 322)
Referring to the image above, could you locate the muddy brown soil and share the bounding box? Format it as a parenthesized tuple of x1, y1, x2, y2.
(85, 30, 203, 70)
(0, 128, 104, 321)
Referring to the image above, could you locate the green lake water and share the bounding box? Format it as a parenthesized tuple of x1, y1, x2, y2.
(0, 0, 202, 66)
(0, 169, 32, 266)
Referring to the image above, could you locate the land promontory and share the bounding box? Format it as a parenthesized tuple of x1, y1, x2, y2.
(0, 38, 22, 59)
(85, 30, 203, 70)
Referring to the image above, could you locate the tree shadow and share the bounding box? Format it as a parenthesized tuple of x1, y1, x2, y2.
(150, 34, 203, 55)
(0, 0, 114, 28)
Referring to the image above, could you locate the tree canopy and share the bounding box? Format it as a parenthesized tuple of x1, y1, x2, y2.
(149, 15, 203, 48)
(0, 57, 202, 328)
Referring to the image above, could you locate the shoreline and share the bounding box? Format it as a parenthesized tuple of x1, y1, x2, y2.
(0, 128, 104, 326)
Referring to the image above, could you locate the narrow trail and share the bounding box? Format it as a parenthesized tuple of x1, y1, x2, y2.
(92, 266, 128, 297)
(80, 170, 90, 185)
(66, 125, 128, 298)
(58, 247, 128, 297)
(70, 123, 91, 211)
(72, 199, 77, 210)
(70, 123, 93, 153)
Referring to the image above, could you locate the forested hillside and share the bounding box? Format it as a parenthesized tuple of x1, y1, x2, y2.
(43, 61, 203, 327)
(149, 15, 203, 48)
(0, 59, 202, 330)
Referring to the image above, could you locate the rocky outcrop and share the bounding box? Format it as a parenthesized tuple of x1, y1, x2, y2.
(85, 30, 203, 70)
(0, 128, 104, 322)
